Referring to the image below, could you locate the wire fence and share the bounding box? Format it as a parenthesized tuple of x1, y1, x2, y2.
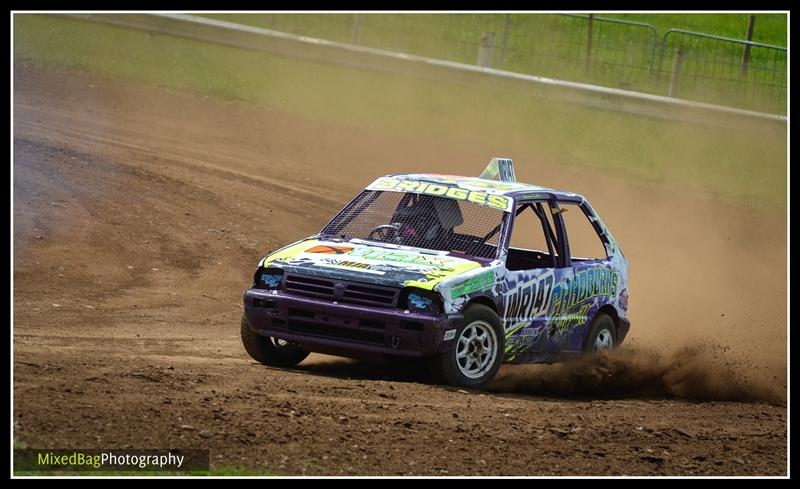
(202, 13, 787, 115)
(658, 29, 787, 112)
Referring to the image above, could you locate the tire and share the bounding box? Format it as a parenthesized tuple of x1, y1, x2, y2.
(427, 304, 504, 389)
(240, 313, 309, 367)
(582, 312, 617, 354)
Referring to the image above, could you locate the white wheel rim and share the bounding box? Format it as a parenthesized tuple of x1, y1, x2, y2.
(455, 320, 498, 379)
(593, 328, 614, 351)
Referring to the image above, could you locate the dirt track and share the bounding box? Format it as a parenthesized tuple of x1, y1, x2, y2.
(13, 63, 787, 476)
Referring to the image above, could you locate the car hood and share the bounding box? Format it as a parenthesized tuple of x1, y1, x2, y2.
(261, 238, 484, 290)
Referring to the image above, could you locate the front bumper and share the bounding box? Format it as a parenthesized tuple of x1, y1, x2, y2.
(243, 289, 463, 357)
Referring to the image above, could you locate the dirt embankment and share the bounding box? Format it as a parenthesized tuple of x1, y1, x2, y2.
(13, 63, 786, 476)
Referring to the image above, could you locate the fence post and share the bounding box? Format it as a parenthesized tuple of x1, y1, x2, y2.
(585, 14, 594, 72)
(350, 14, 362, 45)
(668, 47, 684, 97)
(741, 15, 756, 76)
(477, 32, 496, 67)
(499, 14, 511, 64)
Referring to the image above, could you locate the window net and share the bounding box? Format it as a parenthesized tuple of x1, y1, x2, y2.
(321, 190, 507, 259)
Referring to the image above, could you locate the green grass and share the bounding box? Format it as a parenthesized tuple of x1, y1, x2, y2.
(13, 14, 787, 210)
(198, 13, 788, 49)
(600, 13, 787, 45)
(198, 13, 787, 113)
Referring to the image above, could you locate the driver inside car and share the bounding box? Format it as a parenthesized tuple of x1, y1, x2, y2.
(391, 194, 464, 248)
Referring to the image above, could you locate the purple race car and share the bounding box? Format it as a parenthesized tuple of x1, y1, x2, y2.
(242, 158, 629, 388)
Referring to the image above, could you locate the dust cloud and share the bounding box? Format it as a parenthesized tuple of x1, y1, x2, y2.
(489, 345, 785, 404)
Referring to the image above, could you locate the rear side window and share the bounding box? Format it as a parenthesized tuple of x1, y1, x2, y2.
(559, 203, 608, 261)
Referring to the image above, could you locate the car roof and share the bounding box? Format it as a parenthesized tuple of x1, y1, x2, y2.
(377, 173, 584, 201)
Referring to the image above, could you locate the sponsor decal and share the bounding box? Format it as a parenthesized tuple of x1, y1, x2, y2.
(349, 247, 451, 268)
(318, 258, 386, 275)
(550, 268, 618, 317)
(367, 178, 512, 212)
(260, 273, 282, 288)
(450, 271, 494, 299)
(504, 271, 555, 321)
(306, 245, 354, 254)
(548, 304, 590, 336)
(443, 329, 457, 341)
(408, 293, 433, 309)
(518, 193, 546, 201)
(402, 259, 481, 290)
(504, 321, 529, 338)
(457, 179, 519, 191)
(504, 322, 546, 361)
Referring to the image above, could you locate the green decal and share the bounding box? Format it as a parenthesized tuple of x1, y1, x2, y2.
(450, 271, 495, 299)
(504, 321, 529, 340)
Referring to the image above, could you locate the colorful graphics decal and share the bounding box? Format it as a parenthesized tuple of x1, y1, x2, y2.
(263, 239, 481, 289)
(437, 265, 501, 314)
(449, 271, 494, 299)
(306, 245, 354, 254)
(319, 258, 385, 275)
(367, 177, 513, 212)
(498, 264, 624, 360)
(549, 268, 618, 317)
(547, 304, 590, 336)
(504, 270, 555, 322)
(348, 247, 453, 268)
(408, 293, 433, 309)
(499, 267, 568, 360)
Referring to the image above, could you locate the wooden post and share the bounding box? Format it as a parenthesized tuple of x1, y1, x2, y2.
(350, 14, 362, 45)
(668, 47, 684, 97)
(499, 14, 511, 64)
(586, 14, 594, 72)
(741, 15, 756, 77)
(477, 32, 496, 67)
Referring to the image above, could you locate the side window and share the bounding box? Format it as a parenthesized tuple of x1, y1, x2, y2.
(509, 205, 549, 252)
(507, 203, 558, 271)
(558, 202, 608, 261)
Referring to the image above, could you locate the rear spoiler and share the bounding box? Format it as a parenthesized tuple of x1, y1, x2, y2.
(479, 157, 516, 182)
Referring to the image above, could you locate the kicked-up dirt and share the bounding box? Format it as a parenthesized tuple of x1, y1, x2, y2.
(12, 62, 787, 476)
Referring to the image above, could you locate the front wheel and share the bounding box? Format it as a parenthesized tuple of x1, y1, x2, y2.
(241, 313, 309, 367)
(582, 312, 617, 354)
(427, 304, 504, 389)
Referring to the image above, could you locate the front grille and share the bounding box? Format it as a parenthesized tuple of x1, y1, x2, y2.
(283, 274, 400, 307)
(342, 284, 397, 306)
(284, 275, 335, 298)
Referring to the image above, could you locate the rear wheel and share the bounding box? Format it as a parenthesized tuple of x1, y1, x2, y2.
(582, 312, 617, 353)
(241, 313, 309, 367)
(427, 304, 504, 389)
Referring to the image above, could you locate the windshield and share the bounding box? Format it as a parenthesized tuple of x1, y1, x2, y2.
(321, 190, 508, 259)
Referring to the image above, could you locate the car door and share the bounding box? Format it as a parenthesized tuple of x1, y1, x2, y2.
(549, 198, 620, 352)
(501, 199, 574, 362)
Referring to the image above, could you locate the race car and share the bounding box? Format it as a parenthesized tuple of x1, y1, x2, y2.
(241, 158, 629, 388)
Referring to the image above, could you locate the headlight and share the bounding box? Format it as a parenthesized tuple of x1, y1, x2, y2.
(399, 288, 442, 315)
(253, 268, 284, 290)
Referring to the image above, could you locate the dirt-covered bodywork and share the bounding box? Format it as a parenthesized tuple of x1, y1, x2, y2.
(243, 158, 629, 378)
